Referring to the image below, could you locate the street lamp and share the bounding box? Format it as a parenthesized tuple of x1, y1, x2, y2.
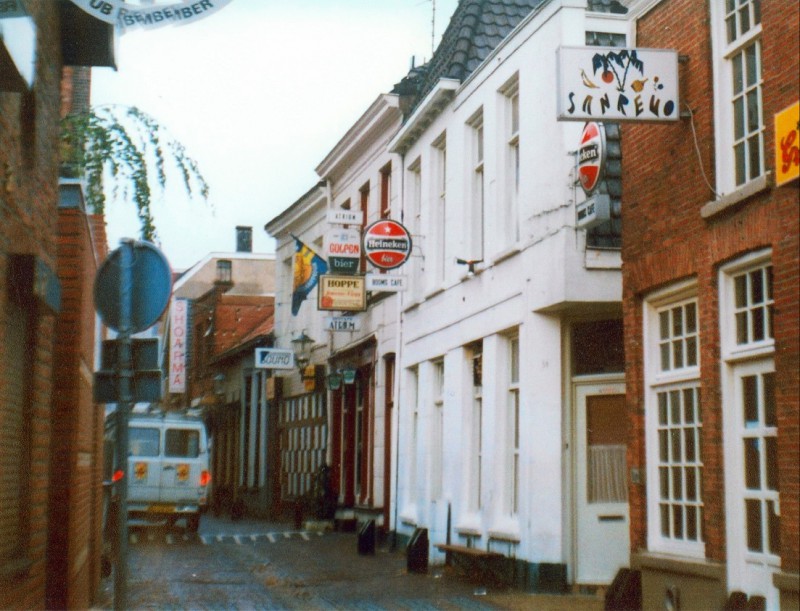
(291, 330, 315, 378)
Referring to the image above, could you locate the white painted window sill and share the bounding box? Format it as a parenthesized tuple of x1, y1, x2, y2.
(700, 173, 771, 219)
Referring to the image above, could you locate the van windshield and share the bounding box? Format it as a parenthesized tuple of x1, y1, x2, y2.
(165, 429, 200, 458)
(130, 428, 160, 457)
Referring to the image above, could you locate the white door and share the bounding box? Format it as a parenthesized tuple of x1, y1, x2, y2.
(575, 383, 630, 584)
(128, 425, 162, 504)
(726, 360, 779, 608)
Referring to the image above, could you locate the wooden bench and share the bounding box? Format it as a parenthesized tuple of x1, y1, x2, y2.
(435, 544, 505, 585)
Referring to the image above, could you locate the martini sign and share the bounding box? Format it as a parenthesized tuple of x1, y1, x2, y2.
(363, 220, 412, 270)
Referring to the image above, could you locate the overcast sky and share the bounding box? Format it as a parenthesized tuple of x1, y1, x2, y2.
(91, 0, 458, 270)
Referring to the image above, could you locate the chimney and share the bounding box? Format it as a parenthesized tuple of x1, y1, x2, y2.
(236, 226, 252, 253)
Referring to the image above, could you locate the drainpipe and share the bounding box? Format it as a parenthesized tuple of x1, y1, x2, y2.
(391, 151, 406, 550)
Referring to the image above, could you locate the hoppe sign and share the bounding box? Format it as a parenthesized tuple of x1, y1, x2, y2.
(362, 220, 412, 270)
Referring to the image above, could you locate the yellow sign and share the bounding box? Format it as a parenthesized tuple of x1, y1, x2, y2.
(317, 275, 367, 312)
(176, 464, 189, 482)
(775, 101, 799, 187)
(134, 462, 148, 481)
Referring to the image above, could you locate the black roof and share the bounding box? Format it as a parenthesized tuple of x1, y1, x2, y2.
(394, 0, 545, 116)
(393, 0, 628, 118)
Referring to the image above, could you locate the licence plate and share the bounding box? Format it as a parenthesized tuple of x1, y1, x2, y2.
(149, 504, 176, 513)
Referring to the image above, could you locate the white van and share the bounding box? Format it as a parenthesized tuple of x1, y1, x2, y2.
(126, 413, 210, 531)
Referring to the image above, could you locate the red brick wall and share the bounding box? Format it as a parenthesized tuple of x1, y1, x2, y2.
(623, 0, 799, 573)
(47, 206, 105, 609)
(0, 2, 64, 608)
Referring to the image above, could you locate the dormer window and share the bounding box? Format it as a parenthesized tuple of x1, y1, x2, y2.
(216, 259, 232, 284)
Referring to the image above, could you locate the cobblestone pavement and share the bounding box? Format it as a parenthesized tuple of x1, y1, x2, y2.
(93, 515, 604, 610)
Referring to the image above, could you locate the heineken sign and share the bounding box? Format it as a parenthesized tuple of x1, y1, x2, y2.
(362, 220, 412, 270)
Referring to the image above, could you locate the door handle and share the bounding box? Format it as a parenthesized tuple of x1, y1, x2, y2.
(163, 465, 175, 470)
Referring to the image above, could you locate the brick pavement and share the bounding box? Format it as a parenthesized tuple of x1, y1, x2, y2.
(93, 516, 604, 610)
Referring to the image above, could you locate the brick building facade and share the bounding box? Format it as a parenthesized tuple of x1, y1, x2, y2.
(1, 3, 113, 607)
(622, 1, 799, 609)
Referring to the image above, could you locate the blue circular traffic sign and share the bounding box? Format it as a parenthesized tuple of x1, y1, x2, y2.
(94, 241, 173, 333)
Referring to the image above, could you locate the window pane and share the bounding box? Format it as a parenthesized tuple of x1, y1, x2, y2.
(733, 55, 744, 95)
(671, 430, 682, 463)
(659, 467, 670, 499)
(686, 337, 697, 367)
(683, 389, 695, 423)
(745, 44, 758, 87)
(735, 142, 746, 185)
(743, 375, 758, 426)
(672, 306, 683, 336)
(686, 303, 697, 333)
(746, 499, 763, 552)
(768, 500, 780, 554)
(739, 6, 750, 35)
(670, 391, 681, 424)
(659, 393, 668, 425)
(736, 311, 748, 344)
(735, 274, 747, 308)
(764, 372, 776, 426)
(673, 504, 684, 539)
(672, 466, 683, 499)
(744, 438, 761, 489)
(752, 307, 765, 341)
(673, 340, 684, 368)
(659, 311, 670, 340)
(765, 437, 778, 491)
(687, 505, 698, 540)
(686, 467, 697, 501)
(685, 428, 696, 462)
(748, 134, 761, 179)
(130, 428, 160, 457)
(726, 15, 736, 44)
(165, 429, 200, 458)
(659, 430, 669, 462)
(660, 343, 670, 371)
(661, 504, 670, 536)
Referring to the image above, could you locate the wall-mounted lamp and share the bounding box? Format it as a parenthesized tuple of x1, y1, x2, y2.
(326, 366, 356, 390)
(291, 330, 315, 377)
(213, 372, 226, 397)
(341, 366, 357, 385)
(326, 372, 343, 390)
(456, 258, 483, 276)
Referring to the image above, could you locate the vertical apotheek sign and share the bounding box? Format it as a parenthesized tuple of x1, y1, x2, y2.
(169, 298, 188, 393)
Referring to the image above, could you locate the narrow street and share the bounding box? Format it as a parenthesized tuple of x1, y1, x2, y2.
(93, 515, 604, 610)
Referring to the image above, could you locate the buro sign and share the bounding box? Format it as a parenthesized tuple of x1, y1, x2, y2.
(362, 220, 412, 270)
(578, 121, 606, 195)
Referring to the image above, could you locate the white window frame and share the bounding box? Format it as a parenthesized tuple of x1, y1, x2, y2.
(644, 280, 705, 557)
(407, 158, 424, 302)
(467, 109, 485, 261)
(710, 0, 765, 194)
(430, 359, 445, 501)
(408, 366, 420, 506)
(431, 132, 447, 289)
(469, 345, 483, 513)
(499, 75, 520, 248)
(720, 250, 779, 598)
(507, 335, 520, 516)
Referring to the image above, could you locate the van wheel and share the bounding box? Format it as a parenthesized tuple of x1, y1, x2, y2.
(187, 514, 200, 533)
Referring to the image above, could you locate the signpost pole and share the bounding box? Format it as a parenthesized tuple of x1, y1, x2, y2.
(114, 239, 133, 611)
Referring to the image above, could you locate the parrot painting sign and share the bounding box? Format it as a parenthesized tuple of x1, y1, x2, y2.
(557, 46, 679, 122)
